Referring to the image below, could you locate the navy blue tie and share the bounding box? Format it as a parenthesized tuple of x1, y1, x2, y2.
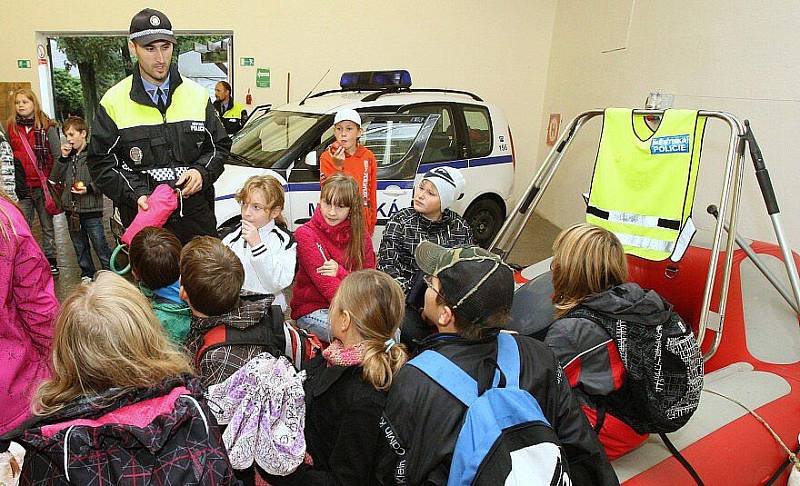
(156, 87, 166, 113)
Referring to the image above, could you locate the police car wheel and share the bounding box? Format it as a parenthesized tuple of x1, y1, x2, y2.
(465, 198, 504, 248)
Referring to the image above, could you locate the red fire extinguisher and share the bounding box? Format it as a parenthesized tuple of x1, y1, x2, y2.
(245, 88, 252, 105)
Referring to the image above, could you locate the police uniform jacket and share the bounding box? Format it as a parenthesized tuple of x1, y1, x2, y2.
(88, 64, 231, 240)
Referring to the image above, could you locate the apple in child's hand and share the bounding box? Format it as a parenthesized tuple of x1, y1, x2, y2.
(329, 142, 341, 154)
(72, 181, 86, 192)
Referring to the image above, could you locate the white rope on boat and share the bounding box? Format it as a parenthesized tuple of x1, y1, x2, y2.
(704, 388, 799, 472)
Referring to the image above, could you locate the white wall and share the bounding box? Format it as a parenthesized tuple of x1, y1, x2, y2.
(536, 0, 800, 250)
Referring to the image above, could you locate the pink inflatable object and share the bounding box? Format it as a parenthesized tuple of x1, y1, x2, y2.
(121, 184, 179, 246)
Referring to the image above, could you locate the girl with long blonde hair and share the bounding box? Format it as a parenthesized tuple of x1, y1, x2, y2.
(290, 173, 375, 341)
(269, 269, 407, 484)
(0, 186, 58, 434)
(550, 222, 628, 317)
(5, 87, 61, 274)
(6, 272, 236, 483)
(34, 271, 193, 415)
(545, 223, 670, 459)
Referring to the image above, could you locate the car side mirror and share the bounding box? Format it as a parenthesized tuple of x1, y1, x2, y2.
(305, 151, 318, 168)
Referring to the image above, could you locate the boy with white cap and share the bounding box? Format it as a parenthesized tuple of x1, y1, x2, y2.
(378, 166, 474, 350)
(320, 109, 378, 234)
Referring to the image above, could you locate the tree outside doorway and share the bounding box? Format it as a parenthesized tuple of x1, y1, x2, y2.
(50, 35, 229, 126)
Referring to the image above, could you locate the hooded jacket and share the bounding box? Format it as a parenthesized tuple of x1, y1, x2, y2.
(87, 63, 231, 242)
(376, 331, 618, 486)
(290, 207, 376, 320)
(140, 283, 192, 345)
(0, 197, 58, 435)
(4, 375, 236, 485)
(544, 282, 671, 458)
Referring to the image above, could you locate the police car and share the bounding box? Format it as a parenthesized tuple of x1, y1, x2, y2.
(214, 70, 516, 247)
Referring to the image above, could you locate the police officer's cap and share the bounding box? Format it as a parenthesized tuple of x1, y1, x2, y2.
(129, 8, 177, 46)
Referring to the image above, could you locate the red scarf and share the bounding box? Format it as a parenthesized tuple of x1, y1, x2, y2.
(322, 340, 366, 367)
(15, 116, 52, 173)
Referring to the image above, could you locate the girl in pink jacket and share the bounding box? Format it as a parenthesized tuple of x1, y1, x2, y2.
(0, 188, 58, 434)
(291, 173, 375, 341)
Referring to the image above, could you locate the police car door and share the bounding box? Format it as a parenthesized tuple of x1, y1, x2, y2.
(288, 114, 438, 242)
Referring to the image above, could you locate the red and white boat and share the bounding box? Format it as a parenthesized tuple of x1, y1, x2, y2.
(493, 109, 800, 485)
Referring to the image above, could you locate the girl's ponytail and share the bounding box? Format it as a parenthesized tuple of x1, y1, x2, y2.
(361, 336, 407, 391)
(331, 270, 407, 390)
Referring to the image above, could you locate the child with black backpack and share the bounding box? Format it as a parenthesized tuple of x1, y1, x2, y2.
(181, 236, 280, 386)
(180, 236, 323, 486)
(545, 223, 703, 459)
(376, 241, 617, 486)
(2, 272, 235, 484)
(181, 236, 320, 386)
(267, 269, 408, 485)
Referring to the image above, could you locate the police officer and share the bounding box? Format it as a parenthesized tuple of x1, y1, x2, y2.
(88, 8, 231, 244)
(213, 81, 247, 135)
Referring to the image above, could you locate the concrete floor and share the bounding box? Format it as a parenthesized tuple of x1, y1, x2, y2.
(505, 213, 561, 268)
(28, 200, 118, 302)
(34, 201, 559, 302)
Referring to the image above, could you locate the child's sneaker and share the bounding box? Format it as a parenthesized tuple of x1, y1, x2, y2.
(50, 264, 59, 275)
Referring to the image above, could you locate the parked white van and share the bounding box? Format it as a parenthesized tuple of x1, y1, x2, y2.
(213, 70, 516, 247)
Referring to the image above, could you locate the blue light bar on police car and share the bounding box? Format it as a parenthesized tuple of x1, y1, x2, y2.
(340, 70, 412, 90)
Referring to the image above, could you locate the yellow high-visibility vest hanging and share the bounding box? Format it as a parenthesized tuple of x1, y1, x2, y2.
(587, 108, 707, 261)
(222, 101, 245, 120)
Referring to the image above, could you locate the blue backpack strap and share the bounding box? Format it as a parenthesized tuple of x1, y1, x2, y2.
(407, 351, 479, 407)
(493, 332, 521, 388)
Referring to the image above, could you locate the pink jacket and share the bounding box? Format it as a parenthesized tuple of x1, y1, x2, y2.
(290, 207, 375, 320)
(0, 197, 58, 434)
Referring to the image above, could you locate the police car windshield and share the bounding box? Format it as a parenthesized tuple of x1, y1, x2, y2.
(229, 111, 324, 168)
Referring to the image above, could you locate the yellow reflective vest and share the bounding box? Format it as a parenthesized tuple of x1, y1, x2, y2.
(587, 108, 706, 260)
(221, 101, 245, 120)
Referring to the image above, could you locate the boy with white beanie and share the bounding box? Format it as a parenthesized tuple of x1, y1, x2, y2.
(378, 166, 474, 350)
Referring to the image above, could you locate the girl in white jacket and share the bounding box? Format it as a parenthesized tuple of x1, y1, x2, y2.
(222, 175, 296, 310)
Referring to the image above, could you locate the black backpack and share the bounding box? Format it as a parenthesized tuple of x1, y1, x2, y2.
(567, 305, 704, 434)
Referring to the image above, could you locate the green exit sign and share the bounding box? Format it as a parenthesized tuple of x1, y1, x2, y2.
(240, 57, 254, 67)
(17, 59, 31, 69)
(256, 68, 270, 88)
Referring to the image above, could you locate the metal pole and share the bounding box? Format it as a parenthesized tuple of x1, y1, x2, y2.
(694, 113, 745, 350)
(491, 110, 601, 258)
(742, 120, 800, 312)
(771, 214, 800, 310)
(705, 121, 747, 361)
(707, 205, 799, 314)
